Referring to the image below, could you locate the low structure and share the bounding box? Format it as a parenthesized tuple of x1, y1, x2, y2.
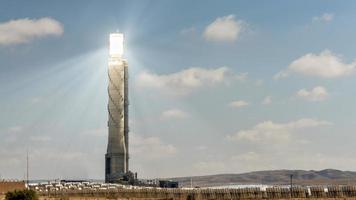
(159, 180, 179, 188)
(0, 181, 26, 194)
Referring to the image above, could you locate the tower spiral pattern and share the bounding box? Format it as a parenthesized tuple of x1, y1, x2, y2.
(105, 57, 129, 183)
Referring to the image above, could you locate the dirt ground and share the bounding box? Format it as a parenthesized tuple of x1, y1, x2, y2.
(1, 196, 168, 200)
(38, 198, 169, 200)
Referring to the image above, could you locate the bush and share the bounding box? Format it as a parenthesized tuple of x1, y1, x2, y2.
(5, 190, 38, 200)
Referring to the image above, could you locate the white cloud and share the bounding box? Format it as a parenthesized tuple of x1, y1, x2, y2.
(273, 70, 289, 80)
(297, 86, 329, 102)
(192, 151, 356, 175)
(160, 109, 188, 120)
(227, 118, 331, 143)
(180, 27, 196, 35)
(262, 96, 272, 105)
(0, 17, 63, 45)
(136, 67, 234, 95)
(192, 151, 356, 176)
(192, 152, 263, 175)
(193, 161, 226, 174)
(230, 152, 261, 162)
(196, 145, 207, 151)
(288, 50, 356, 78)
(255, 79, 264, 86)
(30, 97, 43, 104)
(203, 15, 244, 42)
(81, 128, 107, 136)
(7, 126, 23, 133)
(131, 134, 177, 160)
(313, 13, 334, 22)
(30, 135, 51, 142)
(235, 72, 248, 81)
(228, 100, 249, 108)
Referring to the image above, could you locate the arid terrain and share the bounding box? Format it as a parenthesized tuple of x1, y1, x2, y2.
(172, 169, 356, 187)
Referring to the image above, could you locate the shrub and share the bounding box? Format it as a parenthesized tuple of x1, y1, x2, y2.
(5, 190, 38, 200)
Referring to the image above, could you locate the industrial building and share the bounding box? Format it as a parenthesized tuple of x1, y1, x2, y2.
(159, 180, 179, 188)
(105, 33, 129, 183)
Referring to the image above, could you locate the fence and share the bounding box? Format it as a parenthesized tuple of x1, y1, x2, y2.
(37, 186, 356, 200)
(0, 181, 26, 194)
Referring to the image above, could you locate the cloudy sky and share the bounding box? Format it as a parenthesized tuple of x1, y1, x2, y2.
(1, 0, 356, 180)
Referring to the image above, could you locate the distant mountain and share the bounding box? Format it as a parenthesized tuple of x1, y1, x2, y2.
(170, 169, 356, 187)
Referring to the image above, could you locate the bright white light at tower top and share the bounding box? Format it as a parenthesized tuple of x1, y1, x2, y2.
(109, 33, 124, 57)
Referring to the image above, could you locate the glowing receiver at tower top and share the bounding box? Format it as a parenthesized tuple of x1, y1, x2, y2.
(109, 33, 124, 57)
(106, 33, 129, 183)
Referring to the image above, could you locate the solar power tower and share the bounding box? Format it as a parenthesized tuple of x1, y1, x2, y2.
(105, 33, 129, 183)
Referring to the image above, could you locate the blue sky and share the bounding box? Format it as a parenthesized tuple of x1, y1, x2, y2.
(1, 0, 356, 180)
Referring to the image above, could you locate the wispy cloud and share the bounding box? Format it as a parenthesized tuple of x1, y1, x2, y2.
(180, 27, 196, 35)
(227, 118, 331, 143)
(313, 13, 334, 22)
(297, 86, 329, 102)
(7, 126, 23, 133)
(160, 109, 188, 120)
(136, 67, 241, 95)
(262, 96, 272, 105)
(0, 17, 63, 45)
(273, 70, 289, 80)
(203, 15, 245, 42)
(228, 100, 249, 108)
(131, 134, 177, 160)
(193, 161, 226, 174)
(236, 72, 248, 81)
(81, 128, 107, 137)
(30, 135, 51, 142)
(275, 50, 356, 79)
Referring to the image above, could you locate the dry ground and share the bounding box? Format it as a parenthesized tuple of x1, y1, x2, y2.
(39, 198, 169, 200)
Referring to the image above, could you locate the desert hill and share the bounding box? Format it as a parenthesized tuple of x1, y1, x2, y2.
(170, 169, 356, 187)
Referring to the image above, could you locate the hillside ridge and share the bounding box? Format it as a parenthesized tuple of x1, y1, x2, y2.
(170, 169, 356, 187)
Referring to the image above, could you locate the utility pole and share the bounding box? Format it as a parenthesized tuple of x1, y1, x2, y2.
(26, 149, 29, 186)
(290, 174, 293, 198)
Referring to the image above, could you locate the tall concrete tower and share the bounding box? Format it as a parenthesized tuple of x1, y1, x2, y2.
(105, 33, 129, 183)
